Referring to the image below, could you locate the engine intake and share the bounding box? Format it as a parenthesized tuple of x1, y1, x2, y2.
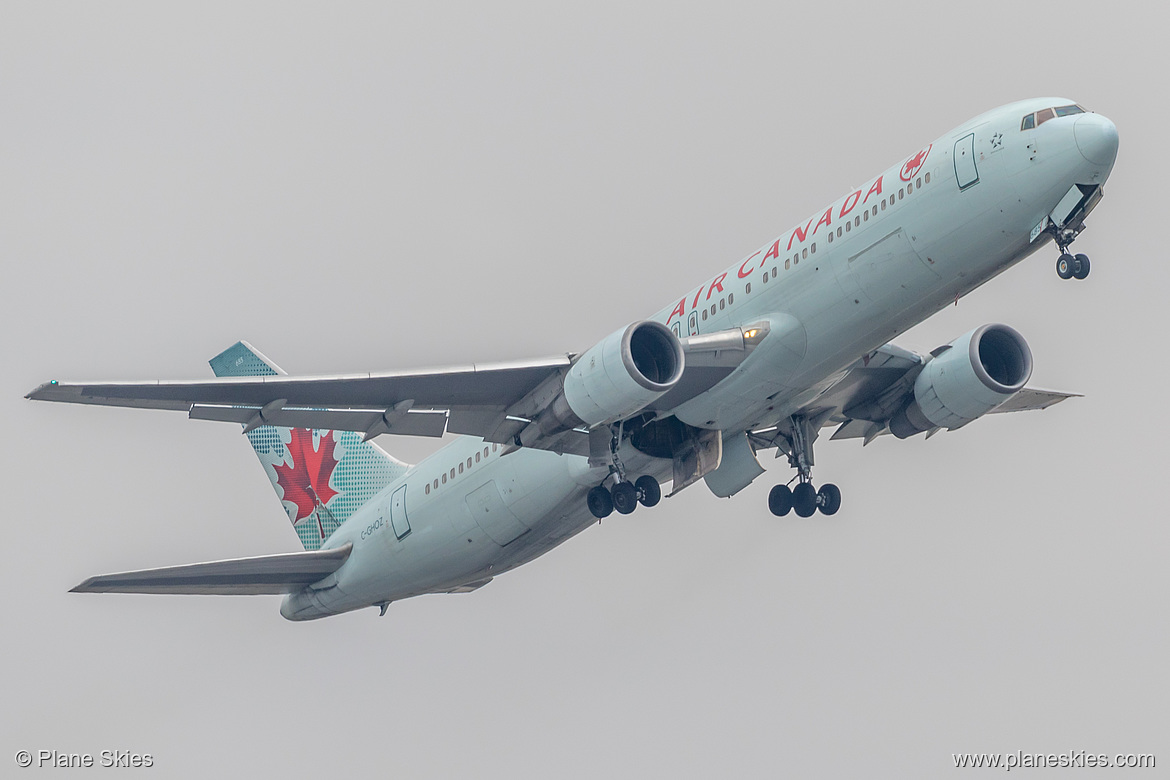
(562, 321, 685, 427)
(889, 324, 1032, 439)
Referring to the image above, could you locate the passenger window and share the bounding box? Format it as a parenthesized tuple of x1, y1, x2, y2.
(1021, 113, 1035, 130)
(492, 443, 498, 451)
(467, 457, 472, 469)
(719, 299, 725, 310)
(433, 478, 439, 489)
(728, 292, 734, 304)
(785, 259, 790, 269)
(425, 483, 430, 495)
(802, 248, 808, 259)
(1035, 108, 1055, 126)
(872, 205, 878, 216)
(837, 227, 843, 237)
(827, 232, 833, 243)
(845, 221, 851, 232)
(811, 243, 816, 254)
(863, 210, 869, 221)
(907, 183, 913, 194)
(1054, 105, 1084, 117)
(898, 189, 904, 200)
(773, 266, 779, 276)
(450, 468, 455, 479)
(924, 172, 930, 184)
(710, 304, 716, 316)
(881, 200, 886, 210)
(854, 216, 860, 227)
(745, 283, 751, 294)
(702, 309, 708, 320)
(442, 473, 447, 484)
(475, 452, 481, 463)
(484, 447, 489, 457)
(762, 272, 769, 283)
(458, 463, 463, 474)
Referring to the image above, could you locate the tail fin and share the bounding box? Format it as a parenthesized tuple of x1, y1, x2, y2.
(210, 341, 411, 551)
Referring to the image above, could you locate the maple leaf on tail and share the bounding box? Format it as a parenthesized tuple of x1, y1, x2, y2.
(273, 429, 341, 540)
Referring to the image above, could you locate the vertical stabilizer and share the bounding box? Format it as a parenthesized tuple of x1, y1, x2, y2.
(210, 341, 411, 550)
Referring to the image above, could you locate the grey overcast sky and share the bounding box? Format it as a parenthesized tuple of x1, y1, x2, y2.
(3, 2, 1166, 777)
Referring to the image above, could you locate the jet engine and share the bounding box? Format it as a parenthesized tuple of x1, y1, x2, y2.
(563, 320, 685, 427)
(889, 324, 1032, 438)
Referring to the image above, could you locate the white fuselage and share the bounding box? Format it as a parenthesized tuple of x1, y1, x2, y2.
(282, 98, 1117, 620)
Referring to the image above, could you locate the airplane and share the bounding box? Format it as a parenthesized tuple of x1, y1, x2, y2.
(27, 97, 1118, 621)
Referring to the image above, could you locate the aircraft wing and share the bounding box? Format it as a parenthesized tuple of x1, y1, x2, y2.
(70, 543, 352, 595)
(27, 331, 755, 454)
(750, 343, 1079, 448)
(27, 356, 574, 443)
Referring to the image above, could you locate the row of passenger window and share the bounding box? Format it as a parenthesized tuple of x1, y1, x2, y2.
(689, 169, 932, 328)
(424, 443, 500, 495)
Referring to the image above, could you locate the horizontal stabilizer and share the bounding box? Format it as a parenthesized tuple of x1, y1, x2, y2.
(70, 543, 352, 595)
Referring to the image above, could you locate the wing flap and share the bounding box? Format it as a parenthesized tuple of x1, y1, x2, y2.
(188, 404, 450, 438)
(70, 543, 353, 595)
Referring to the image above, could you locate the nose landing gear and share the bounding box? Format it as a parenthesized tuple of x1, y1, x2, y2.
(1056, 252, 1090, 280)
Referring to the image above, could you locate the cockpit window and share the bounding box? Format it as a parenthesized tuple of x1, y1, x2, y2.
(1022, 104, 1086, 130)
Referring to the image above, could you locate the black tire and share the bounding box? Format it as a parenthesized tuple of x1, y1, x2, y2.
(768, 484, 792, 516)
(1073, 253, 1090, 280)
(793, 482, 817, 517)
(587, 485, 613, 519)
(635, 475, 661, 507)
(817, 483, 841, 516)
(612, 481, 638, 515)
(1056, 253, 1075, 280)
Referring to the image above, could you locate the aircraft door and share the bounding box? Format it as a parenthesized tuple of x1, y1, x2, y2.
(687, 311, 699, 336)
(389, 484, 410, 539)
(954, 133, 979, 190)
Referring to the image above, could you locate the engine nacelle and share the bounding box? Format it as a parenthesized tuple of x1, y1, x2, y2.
(562, 321, 685, 427)
(889, 324, 1032, 439)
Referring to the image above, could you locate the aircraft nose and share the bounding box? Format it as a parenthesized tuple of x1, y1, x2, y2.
(1074, 113, 1119, 167)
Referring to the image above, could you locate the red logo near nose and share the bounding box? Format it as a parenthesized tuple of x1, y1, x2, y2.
(900, 144, 932, 181)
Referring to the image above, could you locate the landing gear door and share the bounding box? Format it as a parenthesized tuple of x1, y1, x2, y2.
(954, 133, 979, 190)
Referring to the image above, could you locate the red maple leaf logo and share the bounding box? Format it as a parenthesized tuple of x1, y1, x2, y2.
(900, 144, 932, 181)
(274, 429, 340, 530)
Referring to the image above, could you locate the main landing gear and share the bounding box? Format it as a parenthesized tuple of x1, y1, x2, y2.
(587, 421, 663, 519)
(765, 413, 842, 517)
(587, 475, 661, 519)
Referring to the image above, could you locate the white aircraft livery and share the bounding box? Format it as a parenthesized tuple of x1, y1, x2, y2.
(28, 98, 1118, 621)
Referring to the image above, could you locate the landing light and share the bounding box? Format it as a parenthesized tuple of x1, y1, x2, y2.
(743, 329, 759, 339)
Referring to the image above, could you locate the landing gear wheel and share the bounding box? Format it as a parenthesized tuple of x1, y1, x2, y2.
(634, 475, 661, 507)
(768, 484, 793, 516)
(587, 486, 613, 519)
(817, 483, 841, 515)
(1073, 253, 1090, 280)
(1056, 253, 1075, 280)
(611, 481, 638, 515)
(792, 482, 817, 517)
